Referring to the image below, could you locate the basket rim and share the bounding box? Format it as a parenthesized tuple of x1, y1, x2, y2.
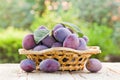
(18, 46, 101, 55)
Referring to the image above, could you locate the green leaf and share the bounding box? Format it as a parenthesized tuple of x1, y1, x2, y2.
(61, 22, 84, 37)
(34, 29, 50, 44)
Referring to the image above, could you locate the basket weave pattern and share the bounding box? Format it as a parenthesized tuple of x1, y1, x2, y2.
(19, 46, 101, 71)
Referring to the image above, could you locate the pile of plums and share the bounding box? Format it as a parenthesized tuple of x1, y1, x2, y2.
(20, 23, 102, 73)
(22, 24, 88, 51)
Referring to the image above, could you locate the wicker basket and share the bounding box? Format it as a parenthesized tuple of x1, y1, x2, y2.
(18, 46, 101, 71)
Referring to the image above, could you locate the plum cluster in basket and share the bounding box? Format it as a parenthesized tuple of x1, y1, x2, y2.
(22, 23, 88, 51)
(20, 23, 102, 73)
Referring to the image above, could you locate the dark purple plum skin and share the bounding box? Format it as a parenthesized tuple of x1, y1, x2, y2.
(77, 38, 87, 50)
(42, 35, 56, 48)
(53, 24, 65, 32)
(63, 34, 79, 49)
(20, 59, 36, 72)
(33, 45, 48, 51)
(39, 59, 60, 72)
(52, 42, 63, 47)
(86, 58, 102, 73)
(52, 24, 65, 40)
(53, 28, 72, 42)
(22, 34, 36, 50)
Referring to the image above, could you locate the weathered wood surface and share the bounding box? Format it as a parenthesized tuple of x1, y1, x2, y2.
(0, 63, 120, 80)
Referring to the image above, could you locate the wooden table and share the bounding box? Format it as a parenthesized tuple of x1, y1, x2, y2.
(0, 63, 120, 80)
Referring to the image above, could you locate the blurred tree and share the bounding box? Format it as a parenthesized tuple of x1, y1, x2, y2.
(70, 0, 120, 48)
(0, 0, 47, 28)
(26, 0, 46, 16)
(0, 0, 34, 28)
(72, 0, 120, 28)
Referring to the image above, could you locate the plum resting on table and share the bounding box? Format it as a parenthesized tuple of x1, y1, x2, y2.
(53, 28, 72, 42)
(39, 59, 60, 72)
(20, 59, 36, 72)
(86, 58, 102, 73)
(63, 34, 79, 49)
(22, 34, 36, 50)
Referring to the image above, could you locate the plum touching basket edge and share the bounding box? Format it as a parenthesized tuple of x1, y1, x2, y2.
(18, 46, 101, 71)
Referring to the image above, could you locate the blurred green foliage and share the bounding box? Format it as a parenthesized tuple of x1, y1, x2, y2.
(0, 27, 29, 63)
(0, 0, 120, 63)
(0, 0, 46, 28)
(72, 0, 120, 48)
(0, 0, 34, 28)
(85, 23, 120, 60)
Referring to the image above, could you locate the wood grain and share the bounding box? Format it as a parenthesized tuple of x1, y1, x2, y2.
(0, 63, 120, 80)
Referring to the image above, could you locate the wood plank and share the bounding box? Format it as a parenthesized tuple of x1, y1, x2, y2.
(0, 64, 27, 80)
(0, 63, 120, 80)
(70, 63, 120, 80)
(28, 71, 74, 80)
(70, 71, 88, 80)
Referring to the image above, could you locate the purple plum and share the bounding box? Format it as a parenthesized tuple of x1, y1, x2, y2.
(53, 28, 72, 42)
(22, 34, 36, 50)
(63, 34, 79, 49)
(39, 59, 60, 72)
(33, 45, 48, 51)
(20, 59, 36, 72)
(86, 58, 102, 73)
(52, 42, 63, 47)
(42, 35, 56, 48)
(77, 38, 87, 50)
(82, 36, 89, 43)
(53, 24, 65, 32)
